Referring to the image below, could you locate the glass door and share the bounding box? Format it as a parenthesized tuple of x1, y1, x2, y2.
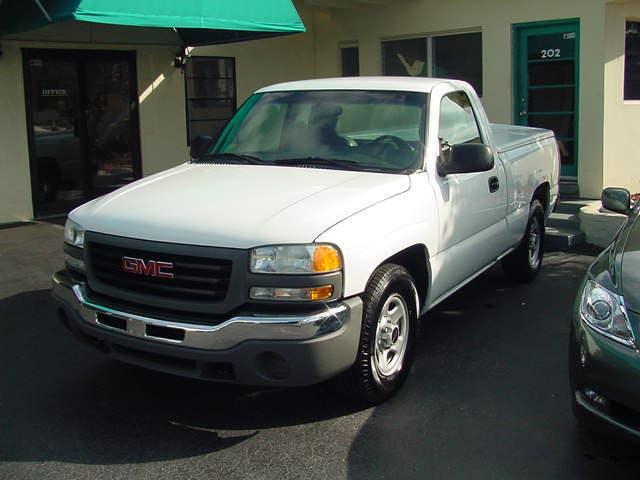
(23, 50, 141, 218)
(84, 55, 140, 198)
(514, 21, 579, 178)
(24, 53, 85, 217)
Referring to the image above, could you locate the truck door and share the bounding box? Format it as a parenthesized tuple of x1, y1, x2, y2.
(428, 90, 508, 302)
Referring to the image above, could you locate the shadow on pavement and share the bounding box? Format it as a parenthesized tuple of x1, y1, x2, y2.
(0, 289, 362, 465)
(346, 252, 640, 479)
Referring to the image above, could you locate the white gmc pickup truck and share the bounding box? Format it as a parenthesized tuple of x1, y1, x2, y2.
(53, 77, 559, 403)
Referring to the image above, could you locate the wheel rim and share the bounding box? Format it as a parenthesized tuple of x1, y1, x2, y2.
(373, 293, 409, 378)
(528, 216, 542, 268)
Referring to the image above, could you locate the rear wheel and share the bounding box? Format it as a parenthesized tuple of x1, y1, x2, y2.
(335, 263, 418, 404)
(502, 199, 545, 283)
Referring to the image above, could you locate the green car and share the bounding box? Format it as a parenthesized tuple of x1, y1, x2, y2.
(570, 187, 640, 438)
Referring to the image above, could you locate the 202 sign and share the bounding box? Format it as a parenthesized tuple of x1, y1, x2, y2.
(540, 48, 561, 59)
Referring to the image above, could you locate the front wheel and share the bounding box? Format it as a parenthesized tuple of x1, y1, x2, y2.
(502, 199, 545, 283)
(335, 264, 418, 404)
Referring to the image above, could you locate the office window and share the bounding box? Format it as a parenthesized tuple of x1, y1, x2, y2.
(625, 21, 640, 100)
(433, 33, 483, 96)
(185, 57, 236, 143)
(382, 32, 483, 96)
(382, 38, 428, 77)
(341, 46, 360, 76)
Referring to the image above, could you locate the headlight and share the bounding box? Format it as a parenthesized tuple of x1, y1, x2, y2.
(64, 218, 86, 248)
(580, 280, 635, 347)
(250, 244, 342, 274)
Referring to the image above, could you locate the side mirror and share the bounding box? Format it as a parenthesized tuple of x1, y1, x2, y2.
(189, 135, 214, 161)
(602, 187, 631, 215)
(438, 143, 494, 176)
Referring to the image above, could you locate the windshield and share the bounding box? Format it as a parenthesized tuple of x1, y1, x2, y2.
(207, 90, 428, 173)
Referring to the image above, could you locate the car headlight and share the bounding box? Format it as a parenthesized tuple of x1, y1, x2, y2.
(64, 218, 86, 248)
(250, 244, 342, 274)
(580, 279, 635, 347)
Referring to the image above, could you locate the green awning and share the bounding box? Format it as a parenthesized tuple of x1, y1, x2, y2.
(0, 0, 305, 45)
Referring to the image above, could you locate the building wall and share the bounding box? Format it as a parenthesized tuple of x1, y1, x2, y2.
(603, 1, 640, 195)
(0, 26, 187, 223)
(0, 42, 33, 223)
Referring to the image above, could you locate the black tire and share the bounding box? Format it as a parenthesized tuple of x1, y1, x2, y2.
(502, 199, 545, 283)
(334, 263, 418, 404)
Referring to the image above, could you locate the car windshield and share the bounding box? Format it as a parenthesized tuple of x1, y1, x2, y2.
(206, 90, 428, 173)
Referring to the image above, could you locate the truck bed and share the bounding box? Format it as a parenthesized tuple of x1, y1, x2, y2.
(491, 124, 555, 154)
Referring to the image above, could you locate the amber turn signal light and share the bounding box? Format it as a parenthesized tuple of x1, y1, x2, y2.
(312, 245, 341, 273)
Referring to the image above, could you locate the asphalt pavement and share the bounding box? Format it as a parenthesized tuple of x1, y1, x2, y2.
(1, 222, 639, 479)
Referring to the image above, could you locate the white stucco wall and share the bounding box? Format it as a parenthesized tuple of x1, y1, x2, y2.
(0, 42, 33, 223)
(603, 1, 640, 195)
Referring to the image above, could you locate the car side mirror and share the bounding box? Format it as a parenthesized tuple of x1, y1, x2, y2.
(438, 143, 494, 176)
(602, 187, 631, 215)
(189, 135, 214, 161)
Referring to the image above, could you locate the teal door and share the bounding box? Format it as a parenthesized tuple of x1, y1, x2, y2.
(514, 20, 579, 178)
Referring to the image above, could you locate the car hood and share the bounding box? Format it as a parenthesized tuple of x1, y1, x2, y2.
(621, 216, 640, 313)
(71, 164, 411, 248)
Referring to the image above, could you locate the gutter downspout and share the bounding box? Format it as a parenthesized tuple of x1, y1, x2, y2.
(311, 8, 318, 77)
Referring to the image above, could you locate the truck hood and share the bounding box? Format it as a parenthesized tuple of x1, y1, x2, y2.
(72, 164, 411, 248)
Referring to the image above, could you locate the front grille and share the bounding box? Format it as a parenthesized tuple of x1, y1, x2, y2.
(87, 241, 232, 302)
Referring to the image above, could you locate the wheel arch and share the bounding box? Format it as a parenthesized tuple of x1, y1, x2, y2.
(366, 244, 431, 313)
(532, 182, 550, 219)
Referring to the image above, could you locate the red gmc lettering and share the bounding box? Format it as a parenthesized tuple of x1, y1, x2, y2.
(121, 256, 139, 274)
(155, 261, 175, 279)
(120, 256, 174, 279)
(139, 259, 157, 276)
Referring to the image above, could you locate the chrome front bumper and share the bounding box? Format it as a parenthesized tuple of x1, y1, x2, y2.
(52, 270, 363, 385)
(52, 271, 360, 351)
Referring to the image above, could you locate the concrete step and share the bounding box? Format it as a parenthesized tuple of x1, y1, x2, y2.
(554, 198, 592, 215)
(547, 212, 580, 230)
(560, 181, 579, 197)
(545, 226, 585, 251)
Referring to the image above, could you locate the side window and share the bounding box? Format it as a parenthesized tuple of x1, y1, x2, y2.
(438, 92, 481, 148)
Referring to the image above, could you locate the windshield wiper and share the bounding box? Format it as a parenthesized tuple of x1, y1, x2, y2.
(274, 157, 364, 170)
(196, 152, 265, 164)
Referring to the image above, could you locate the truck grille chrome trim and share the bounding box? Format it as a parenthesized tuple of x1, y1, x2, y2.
(53, 276, 355, 350)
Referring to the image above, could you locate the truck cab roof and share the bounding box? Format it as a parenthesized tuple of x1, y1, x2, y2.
(257, 76, 471, 94)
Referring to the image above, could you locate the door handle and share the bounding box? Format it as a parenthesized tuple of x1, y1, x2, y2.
(488, 176, 500, 193)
